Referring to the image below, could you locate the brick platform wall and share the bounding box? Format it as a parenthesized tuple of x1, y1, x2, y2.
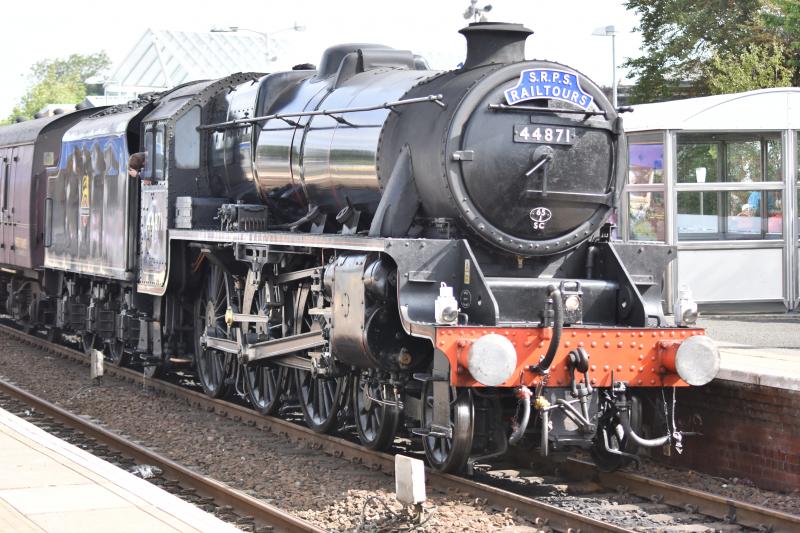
(641, 380, 800, 493)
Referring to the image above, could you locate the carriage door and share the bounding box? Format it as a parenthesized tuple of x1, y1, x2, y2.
(0, 148, 18, 265)
(0, 150, 8, 264)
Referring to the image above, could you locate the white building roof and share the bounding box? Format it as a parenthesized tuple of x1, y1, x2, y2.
(104, 29, 268, 93)
(624, 88, 800, 133)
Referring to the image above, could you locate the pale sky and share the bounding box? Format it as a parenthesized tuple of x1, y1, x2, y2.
(0, 0, 643, 117)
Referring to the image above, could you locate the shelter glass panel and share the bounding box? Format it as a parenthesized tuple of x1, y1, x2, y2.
(628, 134, 664, 185)
(727, 190, 782, 238)
(677, 143, 718, 183)
(766, 138, 781, 182)
(677, 191, 719, 237)
(726, 140, 762, 182)
(628, 191, 665, 241)
(677, 190, 782, 240)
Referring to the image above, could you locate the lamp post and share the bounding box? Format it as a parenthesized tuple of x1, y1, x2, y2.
(211, 23, 305, 66)
(592, 25, 618, 108)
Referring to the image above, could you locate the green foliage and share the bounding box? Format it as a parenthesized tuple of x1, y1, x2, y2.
(624, 0, 799, 103)
(762, 0, 800, 79)
(707, 42, 792, 93)
(5, 52, 110, 122)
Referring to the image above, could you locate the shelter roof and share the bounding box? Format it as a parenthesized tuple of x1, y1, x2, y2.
(624, 88, 800, 133)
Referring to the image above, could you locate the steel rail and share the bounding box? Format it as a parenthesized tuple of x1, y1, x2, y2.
(0, 374, 322, 533)
(563, 458, 800, 533)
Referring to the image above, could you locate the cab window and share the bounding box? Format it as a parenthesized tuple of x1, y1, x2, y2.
(154, 124, 165, 181)
(175, 106, 200, 169)
(141, 126, 153, 181)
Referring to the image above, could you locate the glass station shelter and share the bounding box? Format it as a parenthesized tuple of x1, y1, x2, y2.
(622, 88, 800, 313)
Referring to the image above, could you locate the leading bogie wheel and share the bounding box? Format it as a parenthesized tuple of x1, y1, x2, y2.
(422, 385, 475, 473)
(352, 370, 400, 451)
(194, 262, 234, 398)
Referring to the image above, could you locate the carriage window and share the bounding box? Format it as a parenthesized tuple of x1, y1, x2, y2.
(141, 127, 154, 180)
(175, 106, 200, 169)
(154, 124, 165, 181)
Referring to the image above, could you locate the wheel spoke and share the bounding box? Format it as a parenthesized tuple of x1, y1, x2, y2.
(265, 368, 276, 399)
(257, 367, 266, 398)
(323, 381, 334, 417)
(369, 411, 379, 434)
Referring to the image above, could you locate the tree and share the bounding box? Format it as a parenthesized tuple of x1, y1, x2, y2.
(623, 0, 791, 103)
(4, 52, 110, 122)
(762, 0, 800, 81)
(706, 42, 792, 94)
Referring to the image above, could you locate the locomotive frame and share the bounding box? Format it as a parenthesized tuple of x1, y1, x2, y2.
(0, 22, 719, 473)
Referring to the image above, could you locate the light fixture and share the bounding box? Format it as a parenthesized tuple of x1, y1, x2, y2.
(592, 25, 618, 108)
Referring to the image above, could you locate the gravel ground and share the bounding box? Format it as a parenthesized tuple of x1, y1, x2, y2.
(635, 459, 800, 515)
(0, 334, 539, 533)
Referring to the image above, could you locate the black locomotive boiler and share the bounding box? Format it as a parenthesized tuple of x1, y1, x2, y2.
(0, 22, 719, 473)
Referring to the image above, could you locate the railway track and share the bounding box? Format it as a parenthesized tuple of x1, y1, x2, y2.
(0, 375, 322, 532)
(1, 322, 798, 533)
(560, 459, 800, 532)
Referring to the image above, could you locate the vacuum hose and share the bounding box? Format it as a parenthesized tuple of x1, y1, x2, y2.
(619, 409, 670, 448)
(508, 386, 532, 446)
(530, 285, 563, 373)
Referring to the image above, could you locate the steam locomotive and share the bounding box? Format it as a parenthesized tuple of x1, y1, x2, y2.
(0, 22, 719, 472)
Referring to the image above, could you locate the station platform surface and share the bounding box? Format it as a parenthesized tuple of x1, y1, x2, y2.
(0, 407, 240, 533)
(697, 314, 800, 391)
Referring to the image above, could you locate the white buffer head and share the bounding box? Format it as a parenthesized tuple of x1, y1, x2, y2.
(467, 333, 517, 386)
(675, 335, 720, 386)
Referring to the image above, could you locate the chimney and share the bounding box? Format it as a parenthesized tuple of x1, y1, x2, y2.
(459, 22, 533, 69)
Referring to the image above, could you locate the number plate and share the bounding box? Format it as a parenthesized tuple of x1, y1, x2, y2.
(513, 124, 576, 145)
